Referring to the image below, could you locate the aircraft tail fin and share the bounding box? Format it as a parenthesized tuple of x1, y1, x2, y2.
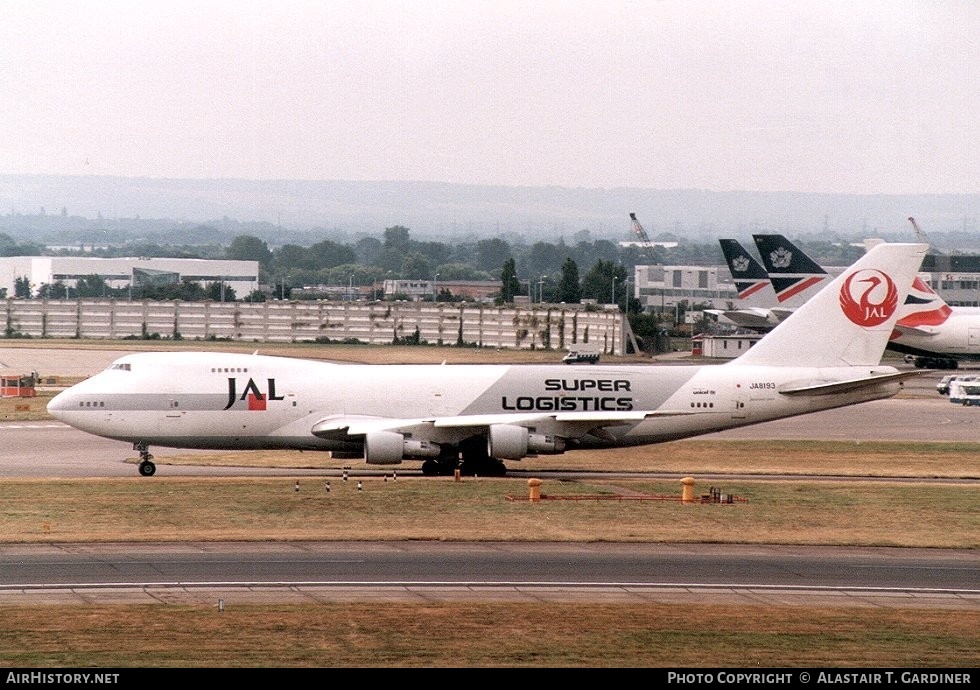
(719, 239, 772, 301)
(732, 242, 928, 367)
(895, 275, 953, 328)
(753, 234, 829, 304)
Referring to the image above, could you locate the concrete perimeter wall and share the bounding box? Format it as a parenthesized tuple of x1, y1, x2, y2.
(1, 299, 626, 355)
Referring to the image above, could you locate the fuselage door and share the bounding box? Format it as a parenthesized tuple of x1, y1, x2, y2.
(163, 397, 184, 425)
(731, 383, 748, 421)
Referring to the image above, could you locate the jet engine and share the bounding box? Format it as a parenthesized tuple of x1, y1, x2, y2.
(363, 431, 441, 465)
(487, 424, 566, 460)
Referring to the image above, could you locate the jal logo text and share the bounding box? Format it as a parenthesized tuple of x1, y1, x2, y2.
(224, 378, 285, 410)
(839, 269, 898, 327)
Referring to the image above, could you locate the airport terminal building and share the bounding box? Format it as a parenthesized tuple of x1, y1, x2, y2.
(921, 254, 980, 307)
(631, 255, 980, 314)
(632, 264, 738, 314)
(0, 256, 260, 298)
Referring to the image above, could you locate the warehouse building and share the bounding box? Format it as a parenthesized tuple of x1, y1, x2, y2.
(0, 256, 259, 298)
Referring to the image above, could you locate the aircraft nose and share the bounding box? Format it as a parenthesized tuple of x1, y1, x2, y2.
(46, 389, 72, 420)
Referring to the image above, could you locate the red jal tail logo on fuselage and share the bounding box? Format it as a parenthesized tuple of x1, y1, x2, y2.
(839, 269, 898, 327)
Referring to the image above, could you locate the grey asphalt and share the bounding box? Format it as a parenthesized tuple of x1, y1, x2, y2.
(1, 542, 976, 609)
(0, 346, 135, 378)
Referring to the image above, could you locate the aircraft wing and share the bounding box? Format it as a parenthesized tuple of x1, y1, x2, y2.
(310, 410, 684, 443)
(777, 370, 929, 397)
(311, 413, 548, 438)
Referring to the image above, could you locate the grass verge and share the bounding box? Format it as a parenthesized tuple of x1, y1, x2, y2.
(0, 476, 976, 547)
(0, 603, 975, 667)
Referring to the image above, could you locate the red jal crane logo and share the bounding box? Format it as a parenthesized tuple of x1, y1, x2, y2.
(839, 269, 898, 327)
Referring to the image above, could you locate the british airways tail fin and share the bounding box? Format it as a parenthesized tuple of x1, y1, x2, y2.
(732, 242, 928, 367)
(861, 236, 951, 329)
(895, 276, 954, 328)
(753, 234, 829, 305)
(719, 239, 773, 302)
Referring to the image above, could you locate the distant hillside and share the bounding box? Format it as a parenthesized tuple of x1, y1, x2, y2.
(0, 174, 976, 243)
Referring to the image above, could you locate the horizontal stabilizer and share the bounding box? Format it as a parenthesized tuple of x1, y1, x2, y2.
(777, 369, 928, 397)
(706, 307, 780, 331)
(892, 323, 941, 337)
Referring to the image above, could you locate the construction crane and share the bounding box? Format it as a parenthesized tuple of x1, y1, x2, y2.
(629, 212, 658, 264)
(909, 216, 943, 254)
(908, 216, 928, 243)
(625, 212, 660, 355)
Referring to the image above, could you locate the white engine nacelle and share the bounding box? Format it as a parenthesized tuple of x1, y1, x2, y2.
(363, 431, 441, 465)
(487, 424, 566, 460)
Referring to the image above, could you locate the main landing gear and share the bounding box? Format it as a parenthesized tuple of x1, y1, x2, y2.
(419, 456, 507, 477)
(134, 441, 156, 476)
(419, 441, 508, 477)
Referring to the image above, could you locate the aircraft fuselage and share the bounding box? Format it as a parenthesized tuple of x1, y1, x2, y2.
(47, 351, 903, 454)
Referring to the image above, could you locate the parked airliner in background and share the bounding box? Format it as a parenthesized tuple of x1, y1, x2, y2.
(710, 235, 840, 332)
(49, 243, 928, 478)
(885, 275, 980, 369)
(753, 234, 980, 370)
(708, 239, 794, 331)
(753, 234, 831, 304)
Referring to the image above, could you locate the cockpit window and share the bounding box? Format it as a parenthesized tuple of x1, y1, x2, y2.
(108, 363, 131, 371)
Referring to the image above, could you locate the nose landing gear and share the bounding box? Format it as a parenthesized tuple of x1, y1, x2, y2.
(134, 442, 156, 476)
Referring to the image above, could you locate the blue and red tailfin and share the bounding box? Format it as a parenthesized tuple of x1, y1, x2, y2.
(719, 239, 772, 301)
(895, 276, 953, 327)
(753, 234, 829, 305)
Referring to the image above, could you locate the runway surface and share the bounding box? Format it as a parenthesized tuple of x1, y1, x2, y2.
(1, 541, 976, 609)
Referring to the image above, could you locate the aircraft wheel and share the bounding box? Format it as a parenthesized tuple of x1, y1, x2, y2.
(484, 459, 508, 477)
(138, 461, 156, 477)
(421, 459, 440, 477)
(460, 456, 507, 477)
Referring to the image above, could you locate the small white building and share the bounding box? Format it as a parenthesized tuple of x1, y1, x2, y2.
(0, 256, 259, 298)
(693, 333, 763, 359)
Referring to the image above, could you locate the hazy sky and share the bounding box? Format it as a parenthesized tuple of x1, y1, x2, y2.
(2, 0, 977, 195)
